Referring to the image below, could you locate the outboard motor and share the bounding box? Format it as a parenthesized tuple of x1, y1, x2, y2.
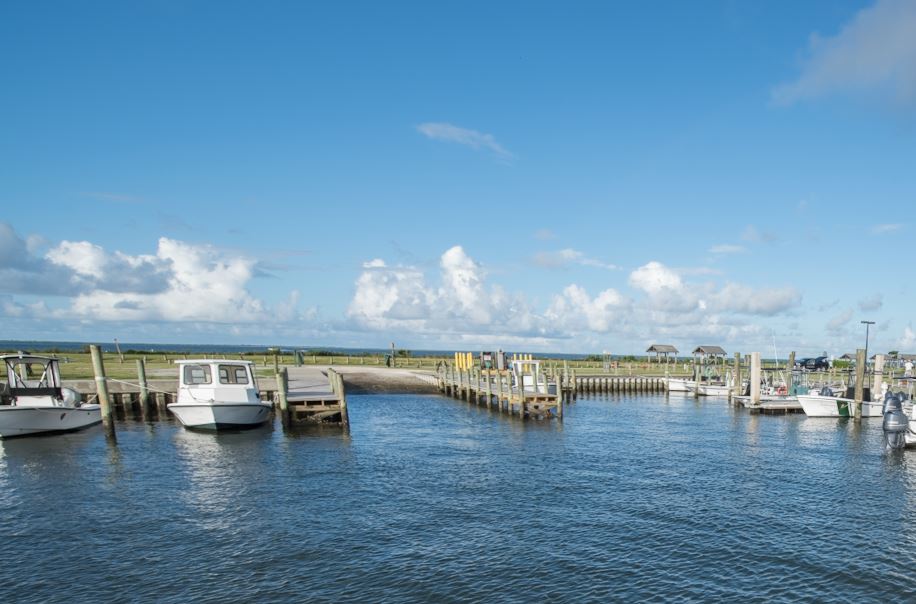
(883, 392, 910, 449)
(819, 385, 834, 397)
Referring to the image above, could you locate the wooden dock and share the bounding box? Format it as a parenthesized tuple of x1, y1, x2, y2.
(437, 366, 567, 419)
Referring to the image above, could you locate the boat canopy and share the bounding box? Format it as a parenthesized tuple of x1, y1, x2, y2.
(2, 354, 63, 397)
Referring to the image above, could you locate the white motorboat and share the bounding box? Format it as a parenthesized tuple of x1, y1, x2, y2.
(797, 388, 883, 418)
(666, 378, 694, 392)
(695, 383, 732, 396)
(0, 353, 101, 438)
(168, 360, 272, 430)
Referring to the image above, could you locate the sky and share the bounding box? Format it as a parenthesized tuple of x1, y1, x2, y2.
(2, 0, 916, 356)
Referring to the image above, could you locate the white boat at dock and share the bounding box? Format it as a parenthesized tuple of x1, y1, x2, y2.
(797, 388, 883, 418)
(0, 353, 101, 438)
(168, 360, 272, 430)
(666, 377, 694, 392)
(695, 383, 732, 396)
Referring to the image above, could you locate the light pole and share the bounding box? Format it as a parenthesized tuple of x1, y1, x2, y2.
(861, 320, 875, 367)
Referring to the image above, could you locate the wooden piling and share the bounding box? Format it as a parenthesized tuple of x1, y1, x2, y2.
(732, 352, 741, 400)
(786, 351, 795, 394)
(277, 367, 290, 425)
(136, 358, 150, 418)
(90, 344, 116, 441)
(873, 354, 885, 401)
(854, 348, 866, 419)
(330, 369, 350, 431)
(750, 352, 761, 406)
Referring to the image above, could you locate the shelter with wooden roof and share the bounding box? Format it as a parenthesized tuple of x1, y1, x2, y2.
(646, 344, 678, 364)
(692, 346, 727, 366)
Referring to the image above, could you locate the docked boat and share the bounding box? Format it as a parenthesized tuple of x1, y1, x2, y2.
(0, 353, 101, 438)
(167, 360, 272, 430)
(695, 383, 732, 396)
(666, 377, 694, 392)
(797, 387, 883, 418)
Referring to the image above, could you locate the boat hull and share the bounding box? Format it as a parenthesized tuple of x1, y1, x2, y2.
(0, 405, 102, 438)
(697, 384, 731, 396)
(167, 402, 273, 430)
(667, 378, 694, 392)
(797, 395, 883, 418)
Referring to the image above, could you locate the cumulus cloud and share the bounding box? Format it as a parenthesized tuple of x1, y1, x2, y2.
(546, 285, 629, 332)
(65, 238, 267, 322)
(1, 223, 293, 325)
(773, 0, 916, 106)
(708, 283, 801, 316)
(533, 248, 618, 270)
(416, 122, 513, 158)
(348, 245, 528, 335)
(628, 261, 801, 316)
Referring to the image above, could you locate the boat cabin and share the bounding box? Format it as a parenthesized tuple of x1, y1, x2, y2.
(1, 353, 65, 405)
(176, 360, 261, 404)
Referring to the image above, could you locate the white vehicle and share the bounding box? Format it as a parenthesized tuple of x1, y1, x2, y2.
(168, 360, 272, 430)
(0, 353, 101, 438)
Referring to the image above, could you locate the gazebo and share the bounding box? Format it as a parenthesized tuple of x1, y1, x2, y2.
(692, 346, 727, 367)
(646, 344, 678, 364)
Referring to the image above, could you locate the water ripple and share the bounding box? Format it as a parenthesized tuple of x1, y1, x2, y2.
(0, 393, 914, 602)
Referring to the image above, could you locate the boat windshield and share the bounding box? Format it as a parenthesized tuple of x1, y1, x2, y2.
(218, 364, 250, 385)
(182, 364, 212, 386)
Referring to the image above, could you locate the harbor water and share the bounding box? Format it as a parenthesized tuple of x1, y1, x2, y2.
(2, 392, 915, 602)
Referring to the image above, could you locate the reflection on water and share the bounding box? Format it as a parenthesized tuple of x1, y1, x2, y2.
(1, 394, 916, 601)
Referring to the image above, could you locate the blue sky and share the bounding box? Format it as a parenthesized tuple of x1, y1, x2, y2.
(2, 0, 916, 355)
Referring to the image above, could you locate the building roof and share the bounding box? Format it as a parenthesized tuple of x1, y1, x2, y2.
(839, 353, 855, 360)
(646, 344, 678, 354)
(692, 346, 727, 355)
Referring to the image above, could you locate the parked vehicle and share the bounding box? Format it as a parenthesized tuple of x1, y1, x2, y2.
(796, 356, 830, 371)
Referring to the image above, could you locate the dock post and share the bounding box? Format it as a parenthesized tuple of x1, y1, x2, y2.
(137, 358, 150, 419)
(873, 354, 885, 402)
(854, 348, 866, 419)
(90, 344, 116, 442)
(732, 352, 741, 401)
(496, 371, 504, 411)
(485, 371, 492, 407)
(277, 368, 289, 427)
(750, 352, 761, 407)
(786, 351, 796, 395)
(330, 369, 350, 431)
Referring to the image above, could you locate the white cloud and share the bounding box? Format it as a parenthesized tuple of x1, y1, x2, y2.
(533, 248, 618, 270)
(416, 122, 513, 158)
(627, 261, 801, 317)
(708, 283, 801, 316)
(546, 285, 629, 332)
(871, 223, 904, 234)
(348, 245, 535, 336)
(708, 244, 746, 254)
(66, 238, 267, 322)
(773, 0, 916, 106)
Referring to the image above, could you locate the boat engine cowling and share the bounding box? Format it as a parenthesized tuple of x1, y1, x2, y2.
(883, 392, 910, 449)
